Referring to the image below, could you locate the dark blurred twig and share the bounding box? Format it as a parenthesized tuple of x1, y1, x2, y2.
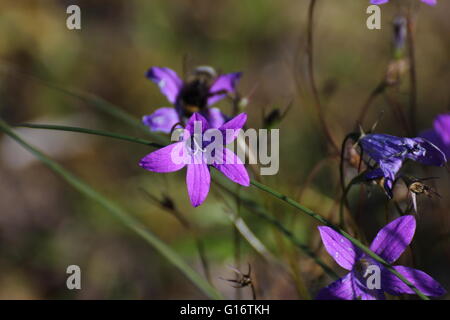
(383, 92, 411, 136)
(306, 0, 339, 155)
(406, 9, 418, 135)
(356, 82, 386, 129)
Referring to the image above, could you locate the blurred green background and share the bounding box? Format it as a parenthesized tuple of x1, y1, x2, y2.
(0, 0, 449, 299)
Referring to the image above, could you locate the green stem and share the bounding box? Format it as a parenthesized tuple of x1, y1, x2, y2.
(0, 120, 222, 300)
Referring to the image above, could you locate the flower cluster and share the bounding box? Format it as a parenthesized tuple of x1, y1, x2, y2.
(317, 215, 445, 300)
(139, 63, 447, 300)
(358, 133, 446, 198)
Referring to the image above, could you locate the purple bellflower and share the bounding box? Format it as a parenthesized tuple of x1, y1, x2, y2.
(317, 215, 446, 300)
(143, 66, 242, 133)
(139, 112, 250, 207)
(420, 113, 450, 160)
(359, 133, 446, 198)
(371, 0, 436, 6)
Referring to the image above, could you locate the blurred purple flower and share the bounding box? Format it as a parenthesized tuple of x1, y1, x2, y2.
(139, 112, 249, 207)
(393, 16, 407, 51)
(359, 133, 446, 198)
(371, 0, 436, 6)
(420, 113, 450, 160)
(143, 66, 242, 133)
(317, 215, 446, 300)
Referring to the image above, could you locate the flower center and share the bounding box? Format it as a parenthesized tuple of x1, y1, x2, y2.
(185, 134, 206, 156)
(354, 258, 371, 278)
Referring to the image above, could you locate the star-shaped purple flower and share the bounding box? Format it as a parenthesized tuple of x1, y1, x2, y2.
(420, 113, 450, 161)
(317, 215, 446, 300)
(139, 112, 250, 207)
(371, 0, 437, 6)
(359, 133, 446, 198)
(142, 66, 242, 133)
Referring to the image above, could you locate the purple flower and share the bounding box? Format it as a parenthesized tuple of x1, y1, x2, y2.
(420, 113, 450, 160)
(359, 133, 446, 198)
(139, 112, 250, 207)
(371, 0, 437, 6)
(316, 215, 446, 300)
(143, 66, 242, 133)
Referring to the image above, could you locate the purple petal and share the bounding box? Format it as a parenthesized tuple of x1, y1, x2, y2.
(186, 112, 210, 135)
(316, 273, 355, 300)
(359, 134, 407, 162)
(378, 158, 402, 182)
(139, 142, 186, 173)
(434, 113, 450, 144)
(420, 128, 449, 160)
(421, 0, 437, 5)
(186, 156, 211, 207)
(420, 128, 440, 145)
(420, 114, 450, 160)
(370, 0, 389, 4)
(353, 277, 386, 300)
(370, 215, 416, 264)
(382, 266, 446, 296)
(207, 72, 242, 106)
(408, 137, 446, 166)
(212, 148, 250, 186)
(365, 158, 402, 198)
(316, 272, 385, 300)
(318, 226, 360, 270)
(219, 113, 247, 145)
(203, 107, 226, 129)
(142, 107, 180, 133)
(146, 67, 183, 104)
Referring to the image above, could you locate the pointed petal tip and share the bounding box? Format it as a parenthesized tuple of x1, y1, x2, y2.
(188, 112, 209, 126)
(138, 159, 146, 169)
(212, 149, 250, 187)
(383, 265, 446, 297)
(186, 162, 211, 208)
(370, 215, 416, 263)
(190, 200, 202, 208)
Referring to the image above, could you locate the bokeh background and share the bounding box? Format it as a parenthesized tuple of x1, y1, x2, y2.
(0, 0, 449, 299)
